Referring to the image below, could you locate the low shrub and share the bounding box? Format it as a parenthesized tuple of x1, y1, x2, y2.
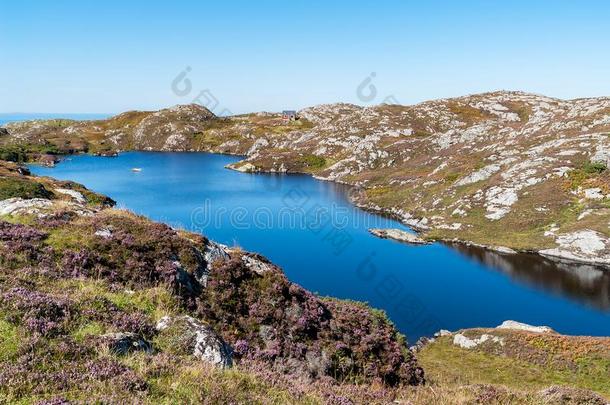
(0, 177, 54, 200)
(566, 160, 608, 189)
(583, 161, 607, 174)
(299, 154, 326, 169)
(0, 143, 60, 163)
(198, 256, 424, 386)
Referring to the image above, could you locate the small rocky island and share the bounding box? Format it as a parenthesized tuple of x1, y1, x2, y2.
(368, 228, 431, 245)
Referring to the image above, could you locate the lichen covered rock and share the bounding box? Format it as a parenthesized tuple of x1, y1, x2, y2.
(155, 315, 232, 368)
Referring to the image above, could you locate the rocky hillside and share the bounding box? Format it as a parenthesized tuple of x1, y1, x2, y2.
(2, 91, 610, 264)
(0, 161, 424, 403)
(1, 161, 610, 404)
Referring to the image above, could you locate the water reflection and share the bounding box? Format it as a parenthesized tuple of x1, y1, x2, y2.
(449, 243, 610, 311)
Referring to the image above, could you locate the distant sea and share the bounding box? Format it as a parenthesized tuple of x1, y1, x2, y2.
(0, 113, 110, 126)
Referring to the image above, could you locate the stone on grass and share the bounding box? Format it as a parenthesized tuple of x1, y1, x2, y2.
(156, 315, 232, 368)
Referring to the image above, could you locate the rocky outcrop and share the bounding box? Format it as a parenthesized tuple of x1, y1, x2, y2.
(537, 386, 609, 405)
(155, 315, 233, 368)
(450, 320, 554, 349)
(101, 332, 153, 355)
(453, 333, 505, 349)
(0, 197, 54, 216)
(198, 240, 229, 286)
(0, 197, 95, 217)
(240, 253, 274, 274)
(540, 230, 610, 266)
(55, 188, 86, 203)
(229, 162, 257, 173)
(496, 320, 554, 334)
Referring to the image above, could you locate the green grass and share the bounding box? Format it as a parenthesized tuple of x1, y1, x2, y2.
(0, 213, 37, 226)
(365, 186, 393, 198)
(54, 278, 182, 321)
(566, 160, 608, 190)
(0, 177, 54, 200)
(45, 227, 92, 251)
(72, 321, 105, 342)
(192, 131, 229, 148)
(249, 118, 314, 138)
(419, 337, 610, 398)
(0, 143, 60, 163)
(46, 119, 75, 128)
(583, 161, 607, 175)
(298, 154, 326, 169)
(443, 173, 460, 183)
(107, 287, 179, 320)
(120, 354, 322, 404)
(0, 319, 20, 362)
(0, 146, 29, 163)
(81, 189, 112, 206)
(447, 102, 492, 124)
(412, 130, 432, 137)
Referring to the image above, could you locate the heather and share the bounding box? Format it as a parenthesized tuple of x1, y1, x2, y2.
(198, 255, 423, 385)
(0, 163, 424, 403)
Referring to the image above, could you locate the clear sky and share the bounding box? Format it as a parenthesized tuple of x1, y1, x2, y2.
(1, 1, 609, 114)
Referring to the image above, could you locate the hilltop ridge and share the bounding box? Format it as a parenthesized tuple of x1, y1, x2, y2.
(2, 91, 610, 264)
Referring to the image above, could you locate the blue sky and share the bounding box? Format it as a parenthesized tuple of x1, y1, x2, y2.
(1, 1, 609, 114)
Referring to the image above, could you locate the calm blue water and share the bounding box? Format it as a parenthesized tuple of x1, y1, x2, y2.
(30, 152, 610, 342)
(0, 113, 110, 126)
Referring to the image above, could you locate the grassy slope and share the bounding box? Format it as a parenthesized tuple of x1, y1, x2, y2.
(416, 329, 610, 402)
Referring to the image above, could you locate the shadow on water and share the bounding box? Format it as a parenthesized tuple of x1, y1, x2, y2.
(448, 242, 610, 311)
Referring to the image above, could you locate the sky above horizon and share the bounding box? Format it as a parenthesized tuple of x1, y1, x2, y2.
(1, 1, 610, 115)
